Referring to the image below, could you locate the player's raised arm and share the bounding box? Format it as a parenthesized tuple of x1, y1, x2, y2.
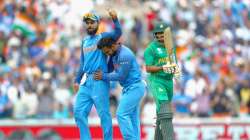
(101, 9, 122, 41)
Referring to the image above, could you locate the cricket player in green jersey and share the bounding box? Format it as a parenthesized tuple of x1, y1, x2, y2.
(144, 22, 179, 140)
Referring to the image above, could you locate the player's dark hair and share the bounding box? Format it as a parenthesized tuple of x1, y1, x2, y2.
(97, 37, 116, 49)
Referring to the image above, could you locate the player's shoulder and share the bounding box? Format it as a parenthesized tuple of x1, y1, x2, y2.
(149, 40, 160, 47)
(120, 45, 133, 55)
(144, 41, 156, 54)
(85, 34, 102, 41)
(81, 36, 90, 45)
(121, 45, 132, 52)
(82, 34, 102, 46)
(119, 45, 134, 59)
(83, 35, 90, 41)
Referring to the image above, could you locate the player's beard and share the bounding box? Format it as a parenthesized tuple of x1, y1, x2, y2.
(156, 38, 164, 44)
(87, 27, 98, 35)
(154, 33, 164, 44)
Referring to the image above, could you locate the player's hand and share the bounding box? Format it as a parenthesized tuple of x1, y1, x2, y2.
(174, 65, 181, 78)
(107, 8, 117, 20)
(94, 70, 103, 80)
(73, 83, 79, 93)
(162, 63, 176, 74)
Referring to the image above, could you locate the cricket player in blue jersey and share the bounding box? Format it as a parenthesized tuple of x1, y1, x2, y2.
(94, 37, 145, 140)
(73, 9, 122, 140)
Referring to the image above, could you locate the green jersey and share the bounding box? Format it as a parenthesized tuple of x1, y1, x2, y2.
(144, 40, 174, 80)
(144, 40, 176, 110)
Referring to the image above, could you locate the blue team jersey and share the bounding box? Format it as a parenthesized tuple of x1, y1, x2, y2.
(75, 19, 122, 84)
(103, 45, 142, 88)
(81, 35, 107, 73)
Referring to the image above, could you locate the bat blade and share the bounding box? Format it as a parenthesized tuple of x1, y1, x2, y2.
(164, 27, 174, 63)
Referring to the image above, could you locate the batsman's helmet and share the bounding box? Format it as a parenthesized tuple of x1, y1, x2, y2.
(152, 22, 168, 33)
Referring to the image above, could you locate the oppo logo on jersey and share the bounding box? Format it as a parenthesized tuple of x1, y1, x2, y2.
(120, 61, 129, 65)
(158, 57, 170, 64)
(113, 61, 129, 69)
(82, 45, 98, 53)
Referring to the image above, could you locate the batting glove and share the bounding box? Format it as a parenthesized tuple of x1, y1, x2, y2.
(162, 63, 176, 74)
(174, 65, 182, 79)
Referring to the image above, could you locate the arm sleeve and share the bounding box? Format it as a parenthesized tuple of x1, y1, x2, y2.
(103, 54, 131, 81)
(74, 42, 85, 84)
(101, 18, 122, 41)
(144, 47, 154, 66)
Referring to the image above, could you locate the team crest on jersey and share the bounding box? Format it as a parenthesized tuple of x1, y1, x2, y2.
(158, 87, 164, 92)
(157, 48, 163, 54)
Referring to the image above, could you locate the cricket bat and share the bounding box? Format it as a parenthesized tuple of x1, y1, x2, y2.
(164, 27, 181, 78)
(164, 27, 174, 64)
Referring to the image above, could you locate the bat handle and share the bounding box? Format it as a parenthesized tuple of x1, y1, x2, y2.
(168, 55, 174, 64)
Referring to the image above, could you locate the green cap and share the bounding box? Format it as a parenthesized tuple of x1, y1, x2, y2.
(152, 22, 168, 33)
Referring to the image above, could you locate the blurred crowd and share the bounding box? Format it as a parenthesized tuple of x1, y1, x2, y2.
(0, 0, 249, 120)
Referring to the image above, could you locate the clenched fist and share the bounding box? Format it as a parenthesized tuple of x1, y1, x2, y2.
(107, 8, 118, 20)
